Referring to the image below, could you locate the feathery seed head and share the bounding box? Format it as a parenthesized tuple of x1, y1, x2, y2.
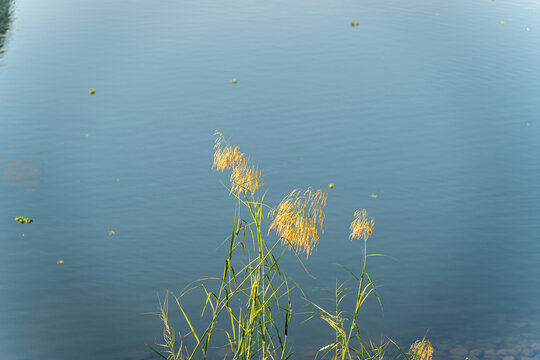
(349, 209, 374, 241)
(213, 131, 244, 171)
(409, 340, 434, 360)
(268, 188, 327, 256)
(230, 161, 264, 196)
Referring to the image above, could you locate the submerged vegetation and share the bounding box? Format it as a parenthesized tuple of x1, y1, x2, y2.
(148, 132, 433, 360)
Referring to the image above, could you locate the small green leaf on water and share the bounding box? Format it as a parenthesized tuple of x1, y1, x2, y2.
(350, 22, 359, 26)
(109, 230, 115, 235)
(526, 27, 530, 32)
(15, 217, 33, 224)
(328, 183, 334, 189)
(230, 79, 237, 84)
(89, 89, 96, 95)
(56, 260, 64, 264)
(370, 194, 378, 198)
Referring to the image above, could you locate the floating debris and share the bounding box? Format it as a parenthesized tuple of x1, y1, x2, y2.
(350, 22, 359, 26)
(328, 183, 334, 189)
(89, 89, 96, 95)
(109, 230, 115, 235)
(56, 260, 64, 264)
(14, 216, 33, 224)
(370, 194, 378, 198)
(230, 79, 237, 84)
(500, 21, 506, 25)
(85, 133, 89, 137)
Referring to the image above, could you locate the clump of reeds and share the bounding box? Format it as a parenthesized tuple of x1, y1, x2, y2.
(148, 131, 433, 360)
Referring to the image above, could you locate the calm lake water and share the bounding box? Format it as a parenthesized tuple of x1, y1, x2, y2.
(1, 0, 540, 359)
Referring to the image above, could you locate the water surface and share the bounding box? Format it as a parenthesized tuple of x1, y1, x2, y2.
(1, 0, 540, 359)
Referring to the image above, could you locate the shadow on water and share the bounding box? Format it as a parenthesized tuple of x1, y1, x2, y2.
(0, 0, 14, 59)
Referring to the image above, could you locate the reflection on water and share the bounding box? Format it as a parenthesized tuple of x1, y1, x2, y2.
(0, 0, 13, 59)
(0, 148, 40, 190)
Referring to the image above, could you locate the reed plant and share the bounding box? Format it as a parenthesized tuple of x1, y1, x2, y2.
(148, 132, 433, 360)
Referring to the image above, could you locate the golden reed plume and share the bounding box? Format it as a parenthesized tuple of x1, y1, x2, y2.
(268, 188, 328, 256)
(409, 340, 434, 360)
(349, 209, 374, 241)
(213, 131, 244, 172)
(212, 131, 263, 196)
(230, 162, 264, 196)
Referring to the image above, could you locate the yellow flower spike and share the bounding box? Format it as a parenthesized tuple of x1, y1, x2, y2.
(212, 131, 244, 172)
(268, 188, 328, 256)
(229, 161, 264, 196)
(349, 209, 374, 241)
(409, 340, 434, 360)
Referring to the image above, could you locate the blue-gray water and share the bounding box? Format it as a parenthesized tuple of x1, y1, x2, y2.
(1, 0, 540, 359)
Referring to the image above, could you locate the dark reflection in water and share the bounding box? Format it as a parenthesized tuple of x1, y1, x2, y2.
(0, 0, 14, 58)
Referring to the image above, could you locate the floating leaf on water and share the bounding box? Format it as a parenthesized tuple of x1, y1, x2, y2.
(109, 230, 115, 235)
(15, 217, 33, 224)
(56, 260, 64, 264)
(328, 183, 334, 189)
(350, 21, 359, 26)
(370, 194, 378, 198)
(526, 27, 530, 32)
(500, 21, 506, 25)
(89, 89, 96, 95)
(230, 79, 237, 84)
